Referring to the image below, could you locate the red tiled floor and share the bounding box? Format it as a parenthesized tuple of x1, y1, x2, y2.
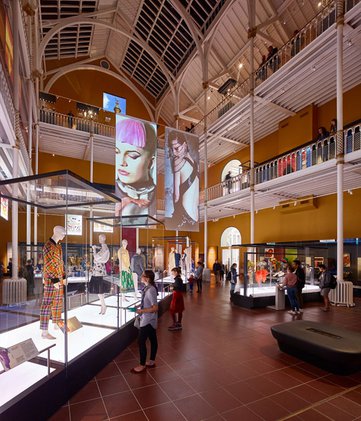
(173, 394, 218, 421)
(69, 398, 107, 421)
(246, 397, 291, 421)
(200, 387, 242, 413)
(222, 405, 263, 421)
(97, 375, 130, 397)
(50, 287, 361, 420)
(102, 390, 141, 418)
(144, 402, 185, 421)
(132, 384, 170, 409)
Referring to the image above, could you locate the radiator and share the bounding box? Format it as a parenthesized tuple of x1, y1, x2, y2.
(2, 278, 27, 304)
(329, 281, 355, 307)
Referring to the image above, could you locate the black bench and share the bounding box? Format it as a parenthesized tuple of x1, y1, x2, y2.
(271, 320, 361, 375)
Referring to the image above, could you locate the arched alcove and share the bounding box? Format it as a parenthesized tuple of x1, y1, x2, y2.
(221, 159, 242, 182)
(221, 227, 242, 247)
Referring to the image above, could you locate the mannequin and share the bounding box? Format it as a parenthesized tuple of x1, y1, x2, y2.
(131, 248, 144, 290)
(168, 247, 176, 273)
(40, 226, 66, 339)
(174, 249, 181, 268)
(181, 249, 187, 275)
(118, 239, 134, 291)
(89, 234, 110, 315)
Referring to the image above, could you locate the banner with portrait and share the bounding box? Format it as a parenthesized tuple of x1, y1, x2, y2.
(115, 115, 157, 221)
(164, 128, 199, 231)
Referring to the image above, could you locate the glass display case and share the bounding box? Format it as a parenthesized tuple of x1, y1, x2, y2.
(229, 242, 335, 308)
(0, 171, 168, 412)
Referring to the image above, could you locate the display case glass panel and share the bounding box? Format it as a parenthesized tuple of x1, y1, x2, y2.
(0, 171, 123, 407)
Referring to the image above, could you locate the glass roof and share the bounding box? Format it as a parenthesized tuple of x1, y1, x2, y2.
(88, 214, 163, 228)
(0, 170, 120, 210)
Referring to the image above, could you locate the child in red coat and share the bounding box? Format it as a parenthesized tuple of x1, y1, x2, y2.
(168, 267, 185, 331)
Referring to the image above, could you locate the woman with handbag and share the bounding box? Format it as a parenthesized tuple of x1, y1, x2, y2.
(131, 270, 158, 373)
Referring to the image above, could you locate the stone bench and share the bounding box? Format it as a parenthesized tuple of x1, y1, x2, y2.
(271, 320, 361, 375)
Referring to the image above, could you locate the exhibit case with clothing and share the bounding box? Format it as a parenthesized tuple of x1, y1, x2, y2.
(229, 242, 333, 309)
(0, 171, 170, 419)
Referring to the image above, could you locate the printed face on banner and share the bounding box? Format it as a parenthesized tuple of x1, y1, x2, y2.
(164, 128, 199, 231)
(115, 115, 157, 220)
(66, 214, 82, 236)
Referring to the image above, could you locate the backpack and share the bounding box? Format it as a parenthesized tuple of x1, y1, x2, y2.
(226, 271, 231, 281)
(329, 275, 337, 289)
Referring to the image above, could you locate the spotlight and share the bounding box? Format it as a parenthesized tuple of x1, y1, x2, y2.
(238, 63, 243, 69)
(348, 189, 353, 195)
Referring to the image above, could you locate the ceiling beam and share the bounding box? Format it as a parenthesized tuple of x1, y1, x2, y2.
(254, 95, 296, 116)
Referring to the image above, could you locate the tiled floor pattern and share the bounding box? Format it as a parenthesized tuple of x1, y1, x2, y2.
(50, 285, 361, 421)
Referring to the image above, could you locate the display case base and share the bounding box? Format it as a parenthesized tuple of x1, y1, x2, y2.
(0, 294, 171, 420)
(230, 289, 322, 309)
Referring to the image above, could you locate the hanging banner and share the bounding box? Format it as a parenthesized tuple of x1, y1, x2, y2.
(115, 115, 157, 220)
(164, 128, 199, 231)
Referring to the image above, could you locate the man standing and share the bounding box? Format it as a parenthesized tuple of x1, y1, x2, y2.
(213, 259, 222, 284)
(318, 264, 333, 312)
(194, 261, 204, 293)
(224, 171, 232, 194)
(293, 259, 305, 312)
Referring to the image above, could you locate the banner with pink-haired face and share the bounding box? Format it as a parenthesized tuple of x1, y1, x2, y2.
(164, 128, 199, 232)
(115, 115, 157, 220)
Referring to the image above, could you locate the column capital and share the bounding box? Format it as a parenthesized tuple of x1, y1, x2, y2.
(248, 27, 257, 39)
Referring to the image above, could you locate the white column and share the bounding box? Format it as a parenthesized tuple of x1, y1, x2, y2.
(11, 0, 21, 280)
(203, 84, 208, 266)
(89, 134, 94, 248)
(336, 0, 344, 282)
(248, 6, 256, 245)
(26, 79, 33, 260)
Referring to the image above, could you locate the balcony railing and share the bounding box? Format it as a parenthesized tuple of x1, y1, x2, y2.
(203, 123, 361, 203)
(192, 0, 359, 137)
(39, 109, 115, 138)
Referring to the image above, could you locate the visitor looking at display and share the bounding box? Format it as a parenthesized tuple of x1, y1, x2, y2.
(168, 267, 185, 331)
(89, 234, 110, 315)
(230, 263, 238, 295)
(194, 261, 204, 293)
(293, 259, 306, 312)
(318, 264, 333, 312)
(40, 226, 66, 340)
(213, 259, 222, 284)
(131, 270, 158, 374)
(278, 264, 300, 315)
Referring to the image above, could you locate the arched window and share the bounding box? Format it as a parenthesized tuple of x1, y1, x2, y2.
(221, 227, 241, 247)
(221, 159, 242, 182)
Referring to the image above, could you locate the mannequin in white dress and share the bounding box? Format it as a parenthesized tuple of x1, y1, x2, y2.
(168, 247, 176, 274)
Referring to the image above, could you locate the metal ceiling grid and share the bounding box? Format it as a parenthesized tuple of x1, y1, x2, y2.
(120, 0, 227, 99)
(40, 0, 97, 59)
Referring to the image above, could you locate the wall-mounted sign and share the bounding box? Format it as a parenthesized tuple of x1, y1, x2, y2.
(66, 214, 82, 236)
(94, 221, 113, 233)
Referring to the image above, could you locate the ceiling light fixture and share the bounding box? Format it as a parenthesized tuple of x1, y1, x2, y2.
(238, 63, 243, 69)
(348, 189, 353, 195)
(317, 2, 322, 8)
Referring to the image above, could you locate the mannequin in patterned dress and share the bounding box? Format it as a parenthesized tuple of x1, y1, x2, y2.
(89, 234, 110, 315)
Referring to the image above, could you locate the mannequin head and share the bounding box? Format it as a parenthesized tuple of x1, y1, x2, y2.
(122, 239, 128, 249)
(52, 226, 66, 243)
(99, 234, 106, 244)
(136, 247, 142, 255)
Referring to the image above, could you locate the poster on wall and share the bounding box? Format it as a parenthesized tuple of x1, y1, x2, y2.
(115, 115, 157, 222)
(1, 197, 8, 220)
(66, 214, 82, 236)
(164, 128, 199, 231)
